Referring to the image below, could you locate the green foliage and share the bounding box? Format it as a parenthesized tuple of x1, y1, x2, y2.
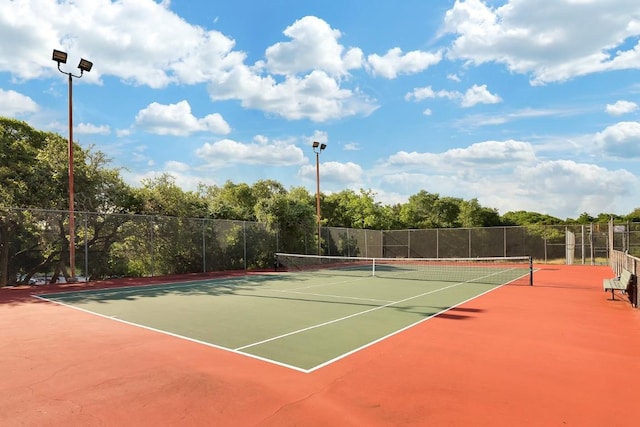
(254, 186, 315, 253)
(501, 210, 563, 226)
(0, 117, 49, 207)
(4, 116, 640, 285)
(626, 208, 640, 222)
(200, 180, 256, 220)
(135, 174, 206, 217)
(459, 199, 501, 227)
(323, 189, 385, 229)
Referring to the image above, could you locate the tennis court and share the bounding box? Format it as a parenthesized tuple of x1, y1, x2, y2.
(2, 262, 640, 426)
(34, 254, 532, 372)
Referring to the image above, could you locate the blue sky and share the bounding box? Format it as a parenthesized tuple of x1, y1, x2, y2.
(2, 0, 640, 219)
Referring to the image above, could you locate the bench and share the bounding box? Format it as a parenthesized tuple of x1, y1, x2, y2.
(603, 268, 634, 302)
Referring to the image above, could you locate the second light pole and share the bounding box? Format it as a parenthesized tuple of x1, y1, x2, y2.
(52, 49, 93, 281)
(312, 141, 327, 255)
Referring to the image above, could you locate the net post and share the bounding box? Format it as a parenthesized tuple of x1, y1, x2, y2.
(529, 256, 533, 286)
(372, 258, 376, 277)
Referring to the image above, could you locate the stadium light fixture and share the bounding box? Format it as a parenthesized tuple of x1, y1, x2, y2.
(312, 141, 327, 255)
(52, 48, 93, 282)
(78, 58, 93, 73)
(52, 49, 68, 64)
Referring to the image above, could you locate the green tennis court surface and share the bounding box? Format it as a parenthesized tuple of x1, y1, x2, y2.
(36, 265, 529, 372)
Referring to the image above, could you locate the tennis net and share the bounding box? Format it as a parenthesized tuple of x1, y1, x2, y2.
(275, 253, 533, 286)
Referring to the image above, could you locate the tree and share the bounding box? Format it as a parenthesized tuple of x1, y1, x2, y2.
(575, 212, 595, 224)
(0, 118, 49, 207)
(501, 210, 563, 226)
(323, 189, 384, 229)
(254, 186, 315, 254)
(0, 118, 137, 285)
(251, 179, 287, 201)
(201, 180, 256, 220)
(625, 208, 640, 222)
(379, 204, 404, 230)
(432, 196, 462, 228)
(459, 199, 501, 227)
(399, 190, 440, 229)
(134, 174, 206, 217)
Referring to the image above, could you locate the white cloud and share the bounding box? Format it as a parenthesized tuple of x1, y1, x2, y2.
(606, 100, 639, 116)
(202, 15, 377, 122)
(164, 160, 190, 172)
(0, 89, 38, 116)
(405, 84, 501, 107)
(367, 47, 442, 79)
(208, 68, 378, 122)
(499, 160, 639, 216)
(442, 0, 640, 84)
(378, 149, 638, 218)
(195, 137, 306, 167)
(309, 130, 329, 145)
(0, 3, 375, 122)
(594, 121, 640, 158)
(455, 106, 583, 127)
(0, 0, 240, 87)
(135, 100, 230, 136)
(75, 123, 110, 135)
(386, 139, 536, 170)
(405, 86, 457, 102)
(460, 84, 502, 107)
(264, 16, 363, 77)
(298, 161, 363, 186)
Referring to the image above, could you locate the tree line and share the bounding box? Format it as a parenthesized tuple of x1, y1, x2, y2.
(2, 117, 637, 228)
(1, 117, 638, 285)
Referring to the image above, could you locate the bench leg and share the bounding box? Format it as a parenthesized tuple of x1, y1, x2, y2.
(610, 289, 615, 301)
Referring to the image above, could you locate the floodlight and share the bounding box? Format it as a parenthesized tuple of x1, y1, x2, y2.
(78, 58, 93, 73)
(320, 143, 327, 151)
(312, 141, 320, 148)
(52, 49, 68, 64)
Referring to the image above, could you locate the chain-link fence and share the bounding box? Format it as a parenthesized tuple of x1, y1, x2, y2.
(380, 223, 626, 264)
(2, 207, 638, 286)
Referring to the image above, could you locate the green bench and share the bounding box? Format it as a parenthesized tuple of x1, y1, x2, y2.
(603, 269, 634, 301)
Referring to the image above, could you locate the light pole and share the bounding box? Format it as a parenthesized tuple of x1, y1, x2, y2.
(52, 49, 93, 281)
(312, 141, 327, 255)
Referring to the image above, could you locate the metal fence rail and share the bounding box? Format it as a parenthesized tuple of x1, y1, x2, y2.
(1, 207, 638, 286)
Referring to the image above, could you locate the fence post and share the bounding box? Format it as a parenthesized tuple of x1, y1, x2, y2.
(202, 218, 206, 273)
(243, 221, 247, 271)
(503, 227, 507, 257)
(84, 214, 88, 279)
(407, 230, 411, 258)
(150, 216, 155, 277)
